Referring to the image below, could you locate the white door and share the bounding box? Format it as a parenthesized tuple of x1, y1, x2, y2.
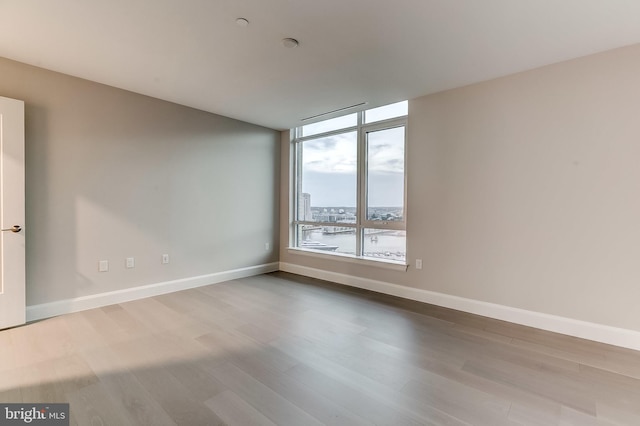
(0, 96, 25, 329)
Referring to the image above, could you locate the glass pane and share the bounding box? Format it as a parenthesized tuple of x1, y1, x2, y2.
(362, 229, 406, 262)
(297, 224, 357, 256)
(301, 113, 357, 137)
(364, 101, 408, 124)
(366, 126, 405, 221)
(297, 132, 357, 222)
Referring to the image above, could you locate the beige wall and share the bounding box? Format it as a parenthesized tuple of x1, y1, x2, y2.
(0, 56, 280, 306)
(281, 44, 640, 332)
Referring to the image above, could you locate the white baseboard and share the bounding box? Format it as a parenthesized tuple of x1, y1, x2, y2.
(279, 262, 640, 351)
(26, 263, 279, 322)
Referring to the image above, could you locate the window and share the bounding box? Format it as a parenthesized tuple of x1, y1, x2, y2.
(292, 101, 407, 263)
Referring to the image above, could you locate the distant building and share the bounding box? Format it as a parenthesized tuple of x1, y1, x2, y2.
(298, 192, 312, 221)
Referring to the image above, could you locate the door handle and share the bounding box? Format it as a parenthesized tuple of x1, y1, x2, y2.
(1, 225, 21, 233)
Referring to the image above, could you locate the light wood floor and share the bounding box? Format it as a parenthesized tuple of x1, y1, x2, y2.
(2, 272, 640, 425)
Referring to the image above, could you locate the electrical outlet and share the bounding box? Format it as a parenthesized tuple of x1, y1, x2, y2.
(99, 260, 109, 272)
(126, 257, 135, 268)
(415, 259, 423, 270)
(162, 254, 169, 264)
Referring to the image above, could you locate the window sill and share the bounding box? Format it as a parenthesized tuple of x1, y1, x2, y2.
(287, 247, 408, 271)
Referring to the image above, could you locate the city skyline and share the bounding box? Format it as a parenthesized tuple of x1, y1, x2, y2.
(298, 192, 404, 212)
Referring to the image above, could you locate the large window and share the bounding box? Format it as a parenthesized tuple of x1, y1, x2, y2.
(292, 101, 407, 263)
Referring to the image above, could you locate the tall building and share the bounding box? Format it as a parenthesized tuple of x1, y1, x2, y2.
(298, 192, 312, 221)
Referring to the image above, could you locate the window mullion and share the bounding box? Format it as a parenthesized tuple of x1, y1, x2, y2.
(356, 111, 365, 256)
(295, 125, 358, 142)
(293, 137, 302, 246)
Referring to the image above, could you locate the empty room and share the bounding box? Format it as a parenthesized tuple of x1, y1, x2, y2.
(1, 1, 640, 424)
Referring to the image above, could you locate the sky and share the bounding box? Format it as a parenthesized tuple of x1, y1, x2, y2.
(300, 126, 405, 207)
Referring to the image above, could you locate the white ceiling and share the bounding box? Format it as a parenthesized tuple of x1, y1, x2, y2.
(2, 1, 640, 130)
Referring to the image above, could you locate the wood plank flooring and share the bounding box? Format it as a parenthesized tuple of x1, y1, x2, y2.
(2, 271, 640, 425)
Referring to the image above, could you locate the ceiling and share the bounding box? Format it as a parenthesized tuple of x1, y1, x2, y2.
(2, 1, 640, 130)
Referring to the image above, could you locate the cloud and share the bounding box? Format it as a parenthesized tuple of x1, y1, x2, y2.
(301, 132, 357, 173)
(368, 145, 404, 173)
(314, 139, 337, 150)
(368, 143, 392, 155)
(299, 126, 405, 206)
(367, 126, 405, 173)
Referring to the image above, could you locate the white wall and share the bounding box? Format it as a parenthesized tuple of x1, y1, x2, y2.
(0, 56, 280, 307)
(281, 44, 640, 338)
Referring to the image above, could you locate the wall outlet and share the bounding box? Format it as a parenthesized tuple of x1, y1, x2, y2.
(126, 257, 135, 268)
(162, 254, 170, 264)
(99, 260, 109, 272)
(415, 259, 423, 270)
